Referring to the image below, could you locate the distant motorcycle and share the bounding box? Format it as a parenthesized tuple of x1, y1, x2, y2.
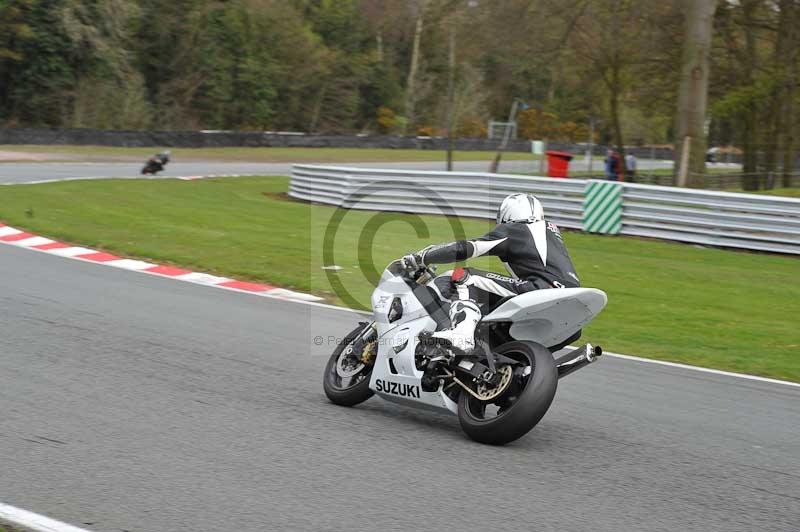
(141, 150, 170, 175)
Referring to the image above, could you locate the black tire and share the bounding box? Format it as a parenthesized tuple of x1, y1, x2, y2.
(323, 325, 375, 407)
(457, 341, 557, 445)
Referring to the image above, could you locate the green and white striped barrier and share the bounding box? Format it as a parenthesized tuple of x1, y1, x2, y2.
(583, 180, 623, 234)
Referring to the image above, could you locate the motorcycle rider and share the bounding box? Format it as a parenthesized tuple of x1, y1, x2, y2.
(146, 150, 171, 170)
(402, 193, 580, 352)
(156, 150, 171, 166)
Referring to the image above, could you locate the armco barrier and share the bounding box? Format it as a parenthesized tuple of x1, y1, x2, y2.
(289, 165, 800, 255)
(290, 165, 586, 230)
(619, 183, 800, 254)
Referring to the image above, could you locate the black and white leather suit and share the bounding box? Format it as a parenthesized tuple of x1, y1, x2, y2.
(422, 219, 580, 311)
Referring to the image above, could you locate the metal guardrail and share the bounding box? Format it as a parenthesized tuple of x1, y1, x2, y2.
(620, 183, 800, 254)
(289, 165, 800, 255)
(290, 165, 586, 229)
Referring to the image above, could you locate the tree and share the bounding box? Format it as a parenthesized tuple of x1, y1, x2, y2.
(1, 0, 151, 127)
(0, 0, 791, 183)
(61, 0, 152, 128)
(0, 0, 34, 63)
(0, 0, 35, 118)
(767, 0, 800, 188)
(673, 0, 718, 188)
(710, 0, 794, 190)
(570, 0, 656, 172)
(160, 0, 328, 130)
(403, 0, 426, 135)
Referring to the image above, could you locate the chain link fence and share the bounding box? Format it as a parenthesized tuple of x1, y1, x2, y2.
(494, 144, 799, 193)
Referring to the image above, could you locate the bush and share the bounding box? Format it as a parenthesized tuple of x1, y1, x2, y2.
(516, 109, 588, 142)
(416, 124, 442, 137)
(376, 106, 396, 134)
(457, 118, 488, 138)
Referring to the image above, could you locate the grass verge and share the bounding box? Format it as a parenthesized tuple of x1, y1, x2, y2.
(0, 144, 540, 163)
(0, 176, 798, 381)
(752, 187, 800, 198)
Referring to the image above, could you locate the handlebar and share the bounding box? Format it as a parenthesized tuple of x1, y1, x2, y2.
(386, 259, 437, 283)
(409, 262, 437, 284)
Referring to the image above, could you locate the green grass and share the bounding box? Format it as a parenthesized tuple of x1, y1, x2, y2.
(0, 144, 539, 163)
(1, 176, 798, 381)
(752, 187, 800, 198)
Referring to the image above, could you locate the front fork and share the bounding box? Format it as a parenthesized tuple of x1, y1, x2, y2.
(352, 321, 378, 365)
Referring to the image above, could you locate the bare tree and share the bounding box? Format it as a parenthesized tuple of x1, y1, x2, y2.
(674, 0, 718, 188)
(571, 0, 651, 173)
(772, 0, 800, 188)
(403, 0, 427, 135)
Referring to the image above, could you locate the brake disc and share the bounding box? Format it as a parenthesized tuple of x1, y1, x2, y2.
(336, 344, 366, 378)
(475, 365, 513, 401)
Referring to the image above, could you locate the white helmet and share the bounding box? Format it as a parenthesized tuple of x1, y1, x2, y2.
(496, 193, 544, 224)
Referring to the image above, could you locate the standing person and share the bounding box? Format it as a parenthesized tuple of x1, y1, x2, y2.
(605, 149, 619, 181)
(625, 152, 637, 182)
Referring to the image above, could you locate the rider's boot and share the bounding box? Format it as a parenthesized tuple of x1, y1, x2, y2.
(431, 300, 481, 352)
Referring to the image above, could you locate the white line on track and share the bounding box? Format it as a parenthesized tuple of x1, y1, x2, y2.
(0, 502, 92, 532)
(284, 301, 800, 389)
(601, 351, 800, 388)
(5, 234, 799, 389)
(270, 294, 800, 389)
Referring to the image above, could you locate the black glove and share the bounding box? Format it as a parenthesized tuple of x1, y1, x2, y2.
(401, 253, 424, 272)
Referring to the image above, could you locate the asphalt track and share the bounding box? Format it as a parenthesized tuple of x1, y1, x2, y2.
(1, 243, 798, 532)
(0, 158, 678, 184)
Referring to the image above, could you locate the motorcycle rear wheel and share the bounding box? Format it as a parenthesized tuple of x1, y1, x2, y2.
(457, 340, 557, 445)
(323, 325, 375, 407)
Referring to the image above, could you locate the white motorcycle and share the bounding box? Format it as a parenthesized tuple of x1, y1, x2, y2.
(323, 259, 607, 445)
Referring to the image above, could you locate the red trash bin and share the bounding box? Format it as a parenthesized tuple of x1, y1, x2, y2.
(545, 150, 573, 178)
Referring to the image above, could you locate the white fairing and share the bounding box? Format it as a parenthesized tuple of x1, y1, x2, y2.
(367, 263, 606, 415)
(482, 288, 607, 348)
(369, 272, 460, 414)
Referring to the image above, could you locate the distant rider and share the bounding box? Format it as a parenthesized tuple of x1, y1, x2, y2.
(146, 150, 171, 170)
(402, 193, 580, 352)
(154, 150, 170, 167)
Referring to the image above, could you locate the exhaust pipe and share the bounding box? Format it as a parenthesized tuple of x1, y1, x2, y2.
(555, 344, 603, 379)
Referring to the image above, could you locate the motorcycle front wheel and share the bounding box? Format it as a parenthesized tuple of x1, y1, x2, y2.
(323, 324, 376, 407)
(457, 340, 557, 445)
